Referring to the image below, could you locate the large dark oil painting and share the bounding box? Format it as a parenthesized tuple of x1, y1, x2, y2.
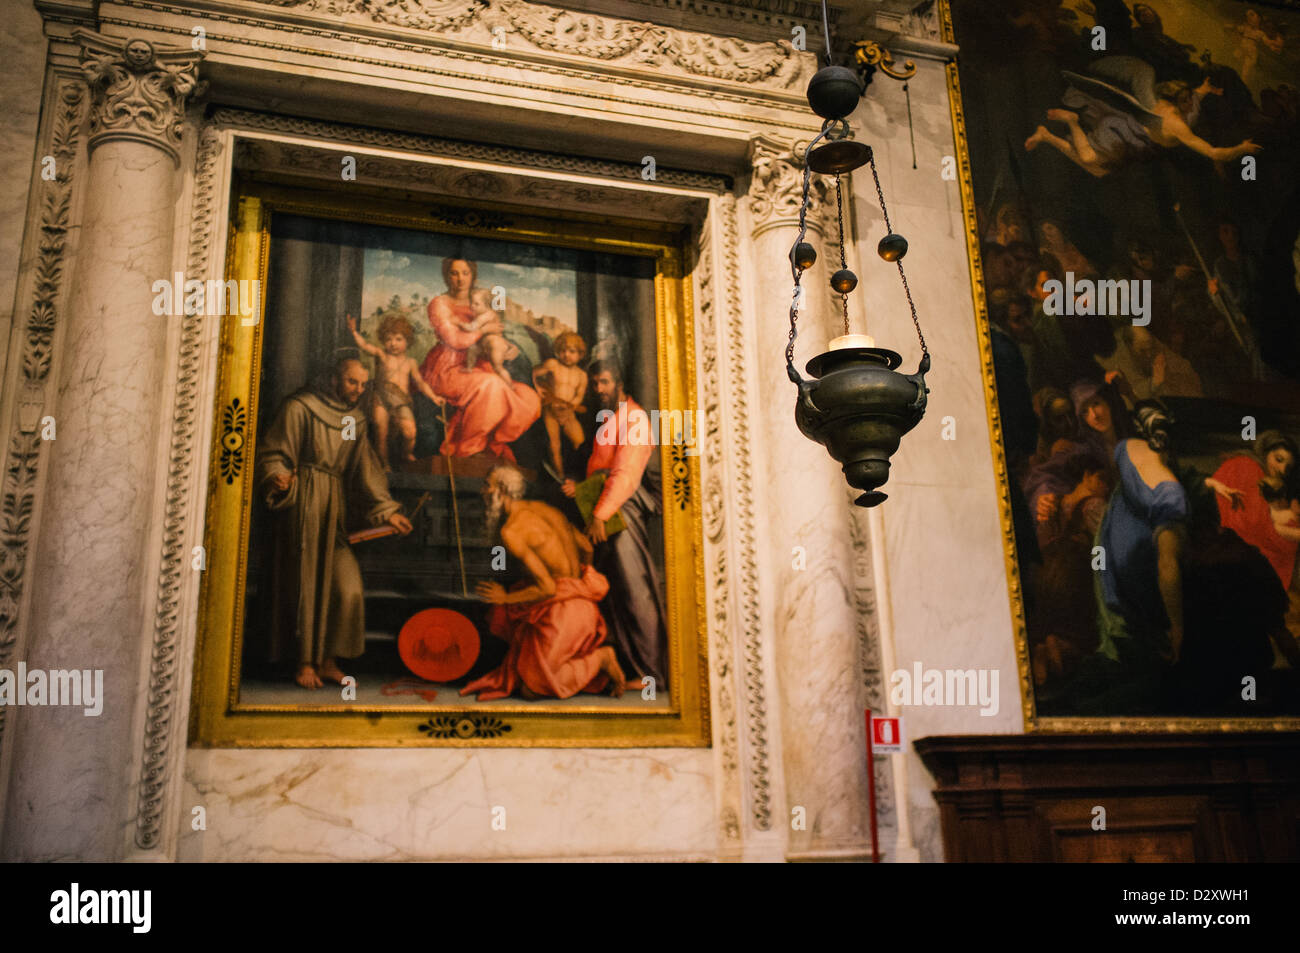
(951, 0, 1300, 720)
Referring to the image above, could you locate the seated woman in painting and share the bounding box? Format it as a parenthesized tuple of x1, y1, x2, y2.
(420, 257, 541, 461)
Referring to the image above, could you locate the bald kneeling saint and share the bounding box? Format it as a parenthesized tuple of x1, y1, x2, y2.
(462, 463, 626, 700)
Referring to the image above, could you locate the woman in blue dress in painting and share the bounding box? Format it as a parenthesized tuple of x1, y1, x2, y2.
(1054, 401, 1294, 715)
(1094, 403, 1188, 693)
(1072, 401, 1189, 714)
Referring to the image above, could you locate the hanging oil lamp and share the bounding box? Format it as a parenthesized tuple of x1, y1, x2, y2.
(786, 20, 930, 508)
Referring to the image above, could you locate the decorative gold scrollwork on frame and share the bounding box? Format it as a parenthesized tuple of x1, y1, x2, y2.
(853, 40, 916, 83)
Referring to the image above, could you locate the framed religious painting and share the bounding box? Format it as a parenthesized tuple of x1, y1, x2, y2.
(944, 0, 1300, 729)
(190, 180, 708, 747)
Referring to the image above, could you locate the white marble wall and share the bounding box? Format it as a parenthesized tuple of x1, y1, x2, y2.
(180, 748, 715, 861)
(850, 54, 1024, 864)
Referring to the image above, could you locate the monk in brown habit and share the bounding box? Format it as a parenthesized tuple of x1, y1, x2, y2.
(256, 357, 413, 689)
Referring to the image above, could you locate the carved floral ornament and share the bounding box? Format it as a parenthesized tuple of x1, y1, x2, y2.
(74, 30, 204, 163)
(747, 137, 831, 235)
(253, 0, 809, 87)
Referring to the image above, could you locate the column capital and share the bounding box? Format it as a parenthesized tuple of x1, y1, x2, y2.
(746, 134, 831, 239)
(74, 29, 205, 164)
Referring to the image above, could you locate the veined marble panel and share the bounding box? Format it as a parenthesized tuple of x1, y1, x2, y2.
(180, 748, 714, 861)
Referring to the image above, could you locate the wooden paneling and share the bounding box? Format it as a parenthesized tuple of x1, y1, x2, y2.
(915, 734, 1300, 862)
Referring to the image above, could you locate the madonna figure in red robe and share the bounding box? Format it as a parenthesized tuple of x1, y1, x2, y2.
(420, 258, 540, 461)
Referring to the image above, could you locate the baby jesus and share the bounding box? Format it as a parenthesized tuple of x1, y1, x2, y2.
(532, 331, 589, 481)
(460, 288, 519, 383)
(346, 313, 445, 469)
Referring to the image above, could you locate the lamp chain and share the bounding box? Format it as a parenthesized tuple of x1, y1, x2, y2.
(867, 154, 929, 358)
(785, 125, 831, 379)
(835, 173, 849, 336)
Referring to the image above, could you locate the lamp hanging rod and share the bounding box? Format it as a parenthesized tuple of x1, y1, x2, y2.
(820, 0, 832, 62)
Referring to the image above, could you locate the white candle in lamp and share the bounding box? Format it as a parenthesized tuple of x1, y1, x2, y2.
(829, 333, 876, 350)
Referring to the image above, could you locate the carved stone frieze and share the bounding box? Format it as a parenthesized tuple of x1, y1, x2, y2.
(239, 0, 810, 89)
(259, 0, 485, 28)
(75, 30, 204, 163)
(363, 0, 487, 30)
(234, 140, 455, 191)
(494, 0, 803, 86)
(0, 83, 85, 752)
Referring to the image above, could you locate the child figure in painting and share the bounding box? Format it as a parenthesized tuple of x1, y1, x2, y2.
(459, 286, 519, 383)
(532, 331, 589, 480)
(346, 312, 445, 469)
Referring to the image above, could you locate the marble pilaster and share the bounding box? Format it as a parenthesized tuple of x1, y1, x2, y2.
(0, 31, 202, 861)
(745, 136, 877, 859)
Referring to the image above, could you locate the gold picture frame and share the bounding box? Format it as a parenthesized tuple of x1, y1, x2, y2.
(190, 181, 709, 747)
(941, 0, 1300, 733)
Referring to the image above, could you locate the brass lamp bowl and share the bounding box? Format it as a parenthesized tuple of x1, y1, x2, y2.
(793, 347, 930, 507)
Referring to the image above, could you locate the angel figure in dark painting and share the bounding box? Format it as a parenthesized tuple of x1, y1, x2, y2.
(1025, 56, 1260, 177)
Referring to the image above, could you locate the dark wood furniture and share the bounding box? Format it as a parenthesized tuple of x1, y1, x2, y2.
(915, 733, 1300, 862)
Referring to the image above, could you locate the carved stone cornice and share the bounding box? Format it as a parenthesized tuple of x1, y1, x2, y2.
(74, 30, 204, 163)
(746, 135, 831, 238)
(220, 108, 728, 193)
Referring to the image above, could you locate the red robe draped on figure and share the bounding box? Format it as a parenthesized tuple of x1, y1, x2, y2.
(420, 296, 540, 461)
(1213, 454, 1297, 586)
(460, 565, 612, 700)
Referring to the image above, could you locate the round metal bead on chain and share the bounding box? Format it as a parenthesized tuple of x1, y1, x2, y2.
(790, 241, 817, 271)
(806, 65, 864, 120)
(877, 233, 908, 262)
(830, 268, 858, 294)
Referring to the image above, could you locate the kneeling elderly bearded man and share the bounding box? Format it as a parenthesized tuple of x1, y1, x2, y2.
(462, 463, 627, 700)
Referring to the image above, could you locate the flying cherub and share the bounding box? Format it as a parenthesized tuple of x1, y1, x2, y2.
(1024, 56, 1260, 178)
(1232, 8, 1285, 90)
